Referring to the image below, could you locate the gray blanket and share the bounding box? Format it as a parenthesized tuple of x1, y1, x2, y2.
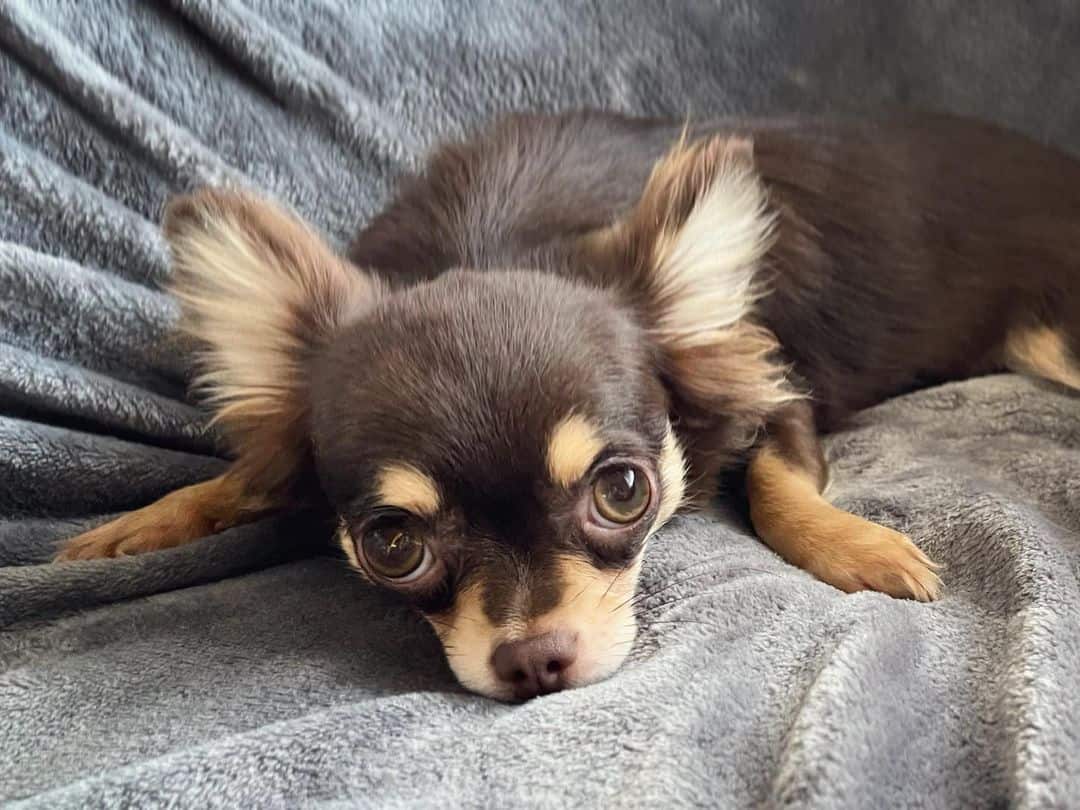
(2, 1, 1079, 807)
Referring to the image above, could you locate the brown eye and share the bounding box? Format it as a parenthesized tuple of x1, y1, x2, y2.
(592, 464, 651, 524)
(361, 518, 431, 581)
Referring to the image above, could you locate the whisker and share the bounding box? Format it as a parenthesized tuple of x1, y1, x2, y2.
(627, 562, 780, 612)
(598, 559, 633, 606)
(627, 553, 734, 599)
(634, 594, 699, 617)
(640, 618, 715, 629)
(632, 568, 784, 623)
(612, 565, 723, 614)
(567, 573, 600, 608)
(642, 565, 779, 609)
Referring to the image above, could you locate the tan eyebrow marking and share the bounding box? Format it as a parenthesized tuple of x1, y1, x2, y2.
(375, 463, 441, 515)
(546, 414, 604, 488)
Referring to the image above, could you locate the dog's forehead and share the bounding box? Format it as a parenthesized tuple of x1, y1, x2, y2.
(310, 270, 665, 507)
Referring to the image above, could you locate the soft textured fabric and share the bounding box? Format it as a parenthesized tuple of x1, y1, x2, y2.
(1, 1, 1079, 807)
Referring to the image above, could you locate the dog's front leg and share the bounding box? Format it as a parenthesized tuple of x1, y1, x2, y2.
(55, 471, 277, 561)
(745, 401, 941, 601)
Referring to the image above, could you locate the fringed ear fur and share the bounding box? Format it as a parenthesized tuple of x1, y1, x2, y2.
(164, 188, 382, 494)
(587, 135, 801, 487)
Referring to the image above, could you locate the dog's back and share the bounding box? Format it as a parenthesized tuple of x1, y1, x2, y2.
(351, 111, 1080, 428)
(753, 115, 1080, 424)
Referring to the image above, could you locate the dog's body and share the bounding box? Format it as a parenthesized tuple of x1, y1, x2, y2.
(358, 111, 1080, 399)
(58, 111, 1080, 700)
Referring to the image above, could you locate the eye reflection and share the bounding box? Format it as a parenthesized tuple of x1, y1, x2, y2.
(361, 516, 429, 580)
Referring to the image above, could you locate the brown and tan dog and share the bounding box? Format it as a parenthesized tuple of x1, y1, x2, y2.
(57, 112, 1080, 700)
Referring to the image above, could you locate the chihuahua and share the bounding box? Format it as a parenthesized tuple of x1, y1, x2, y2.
(57, 111, 1080, 700)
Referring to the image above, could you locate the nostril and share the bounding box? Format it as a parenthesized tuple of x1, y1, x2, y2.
(492, 630, 579, 698)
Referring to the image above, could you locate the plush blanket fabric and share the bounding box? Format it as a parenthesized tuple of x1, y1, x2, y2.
(2, 1, 1079, 806)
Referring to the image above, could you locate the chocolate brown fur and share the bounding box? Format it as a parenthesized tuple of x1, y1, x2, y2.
(356, 111, 1080, 426)
(749, 115, 1080, 428)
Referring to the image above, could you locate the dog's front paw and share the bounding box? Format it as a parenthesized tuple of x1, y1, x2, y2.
(804, 511, 942, 602)
(55, 476, 273, 563)
(55, 510, 219, 562)
(55, 484, 227, 561)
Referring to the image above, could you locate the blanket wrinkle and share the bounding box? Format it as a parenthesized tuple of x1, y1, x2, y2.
(171, 0, 423, 168)
(770, 607, 943, 806)
(0, 343, 210, 454)
(0, 138, 170, 287)
(1, 0, 1079, 807)
(0, 243, 185, 387)
(0, 2, 245, 190)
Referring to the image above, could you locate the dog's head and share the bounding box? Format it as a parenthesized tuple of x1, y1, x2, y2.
(164, 135, 793, 700)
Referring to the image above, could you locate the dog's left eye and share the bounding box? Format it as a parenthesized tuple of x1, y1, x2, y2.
(591, 463, 651, 525)
(361, 516, 433, 582)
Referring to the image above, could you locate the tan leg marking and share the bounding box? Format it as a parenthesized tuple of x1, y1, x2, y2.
(55, 474, 272, 561)
(748, 446, 941, 601)
(1005, 324, 1080, 390)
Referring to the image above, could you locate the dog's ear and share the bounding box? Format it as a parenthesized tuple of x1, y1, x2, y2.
(163, 188, 382, 493)
(585, 135, 799, 477)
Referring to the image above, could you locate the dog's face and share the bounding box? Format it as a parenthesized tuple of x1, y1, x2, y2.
(164, 134, 794, 699)
(310, 270, 686, 698)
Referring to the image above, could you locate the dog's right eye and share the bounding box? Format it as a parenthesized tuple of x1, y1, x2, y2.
(361, 516, 433, 582)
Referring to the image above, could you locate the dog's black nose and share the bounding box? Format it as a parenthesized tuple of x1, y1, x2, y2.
(492, 630, 578, 700)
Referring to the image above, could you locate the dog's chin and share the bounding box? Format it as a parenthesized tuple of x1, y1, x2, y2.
(444, 615, 639, 702)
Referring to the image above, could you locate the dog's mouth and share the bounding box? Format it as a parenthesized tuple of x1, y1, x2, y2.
(426, 556, 643, 701)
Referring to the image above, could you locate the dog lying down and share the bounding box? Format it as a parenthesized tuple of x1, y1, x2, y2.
(57, 111, 1080, 701)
